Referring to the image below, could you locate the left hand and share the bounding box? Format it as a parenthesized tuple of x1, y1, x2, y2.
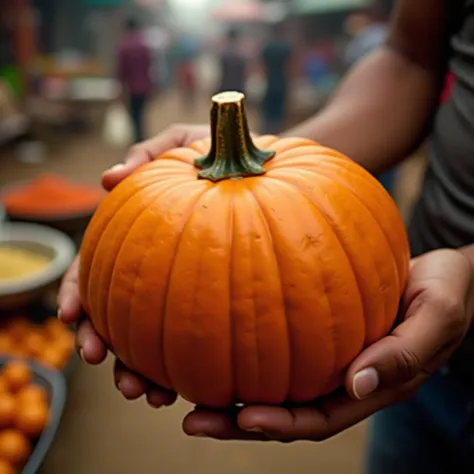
(182, 249, 474, 441)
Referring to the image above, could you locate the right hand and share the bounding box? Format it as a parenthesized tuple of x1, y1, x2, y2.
(58, 124, 209, 407)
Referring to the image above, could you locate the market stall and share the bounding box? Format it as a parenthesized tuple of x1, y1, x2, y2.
(27, 55, 120, 131)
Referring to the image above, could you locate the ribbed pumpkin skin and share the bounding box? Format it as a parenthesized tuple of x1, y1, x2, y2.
(79, 136, 410, 408)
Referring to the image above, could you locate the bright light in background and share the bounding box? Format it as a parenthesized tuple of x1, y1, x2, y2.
(168, 0, 221, 33)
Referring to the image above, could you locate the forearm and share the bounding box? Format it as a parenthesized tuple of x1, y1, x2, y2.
(459, 245, 474, 276)
(459, 245, 474, 327)
(286, 46, 443, 175)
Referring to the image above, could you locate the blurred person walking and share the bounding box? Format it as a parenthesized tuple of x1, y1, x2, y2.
(260, 23, 293, 134)
(176, 34, 199, 110)
(217, 28, 247, 95)
(117, 17, 153, 143)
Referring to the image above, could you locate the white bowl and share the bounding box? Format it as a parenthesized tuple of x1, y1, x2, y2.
(0, 223, 76, 310)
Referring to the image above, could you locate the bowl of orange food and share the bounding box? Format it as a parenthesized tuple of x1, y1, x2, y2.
(0, 223, 76, 311)
(0, 358, 67, 474)
(0, 174, 105, 238)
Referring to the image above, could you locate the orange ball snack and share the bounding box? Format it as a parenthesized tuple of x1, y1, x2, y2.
(2, 363, 31, 393)
(0, 459, 16, 474)
(0, 395, 16, 430)
(0, 430, 31, 467)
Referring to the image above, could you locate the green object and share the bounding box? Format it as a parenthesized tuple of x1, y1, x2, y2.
(0, 65, 22, 98)
(195, 92, 276, 182)
(293, 0, 369, 14)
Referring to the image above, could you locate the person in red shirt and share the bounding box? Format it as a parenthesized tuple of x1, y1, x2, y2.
(117, 17, 153, 143)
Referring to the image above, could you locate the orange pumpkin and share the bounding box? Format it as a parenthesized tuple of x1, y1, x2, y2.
(79, 92, 409, 408)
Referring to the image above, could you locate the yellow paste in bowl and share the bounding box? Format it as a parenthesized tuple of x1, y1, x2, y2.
(0, 246, 51, 281)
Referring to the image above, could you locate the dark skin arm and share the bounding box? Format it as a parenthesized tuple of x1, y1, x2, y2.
(287, 0, 459, 174)
(460, 245, 474, 328)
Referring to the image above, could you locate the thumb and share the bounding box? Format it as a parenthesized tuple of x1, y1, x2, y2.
(102, 150, 149, 191)
(102, 125, 188, 191)
(345, 291, 468, 400)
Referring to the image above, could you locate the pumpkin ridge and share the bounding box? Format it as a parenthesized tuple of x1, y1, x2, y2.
(266, 170, 389, 345)
(307, 158, 407, 284)
(189, 138, 212, 155)
(267, 144, 322, 166)
(268, 146, 349, 168)
(86, 177, 191, 339)
(99, 179, 194, 351)
(255, 135, 280, 151)
(244, 183, 291, 401)
(305, 165, 404, 335)
(322, 158, 409, 287)
(123, 180, 211, 385)
(161, 183, 220, 395)
(227, 191, 237, 404)
(250, 177, 344, 400)
(248, 178, 357, 401)
(273, 158, 408, 291)
(155, 148, 202, 166)
(256, 176, 359, 380)
(104, 181, 182, 365)
(312, 154, 409, 276)
(81, 172, 190, 314)
(267, 138, 317, 157)
(300, 163, 403, 334)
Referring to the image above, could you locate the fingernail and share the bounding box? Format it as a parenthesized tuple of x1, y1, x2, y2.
(57, 309, 62, 320)
(107, 163, 125, 174)
(192, 433, 208, 438)
(353, 367, 379, 400)
(245, 427, 263, 433)
(78, 348, 85, 362)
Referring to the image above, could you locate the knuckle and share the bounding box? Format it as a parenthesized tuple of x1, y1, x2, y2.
(128, 144, 145, 157)
(396, 347, 422, 382)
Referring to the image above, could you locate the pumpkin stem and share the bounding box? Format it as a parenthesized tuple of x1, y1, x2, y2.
(195, 91, 275, 182)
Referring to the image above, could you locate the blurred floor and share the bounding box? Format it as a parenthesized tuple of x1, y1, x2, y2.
(0, 89, 427, 474)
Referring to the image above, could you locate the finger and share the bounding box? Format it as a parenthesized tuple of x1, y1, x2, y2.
(57, 257, 81, 325)
(235, 389, 399, 442)
(183, 391, 390, 442)
(182, 408, 267, 441)
(76, 319, 108, 365)
(347, 251, 472, 400)
(184, 375, 425, 442)
(134, 126, 187, 158)
(114, 359, 148, 400)
(146, 387, 178, 409)
(102, 150, 149, 191)
(102, 126, 187, 191)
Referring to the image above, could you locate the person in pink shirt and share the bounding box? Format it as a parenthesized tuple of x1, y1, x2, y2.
(117, 17, 153, 142)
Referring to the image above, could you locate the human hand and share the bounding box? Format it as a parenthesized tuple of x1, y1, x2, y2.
(181, 249, 474, 441)
(57, 124, 209, 406)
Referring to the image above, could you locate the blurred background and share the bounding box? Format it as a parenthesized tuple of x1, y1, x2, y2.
(0, 0, 426, 472)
